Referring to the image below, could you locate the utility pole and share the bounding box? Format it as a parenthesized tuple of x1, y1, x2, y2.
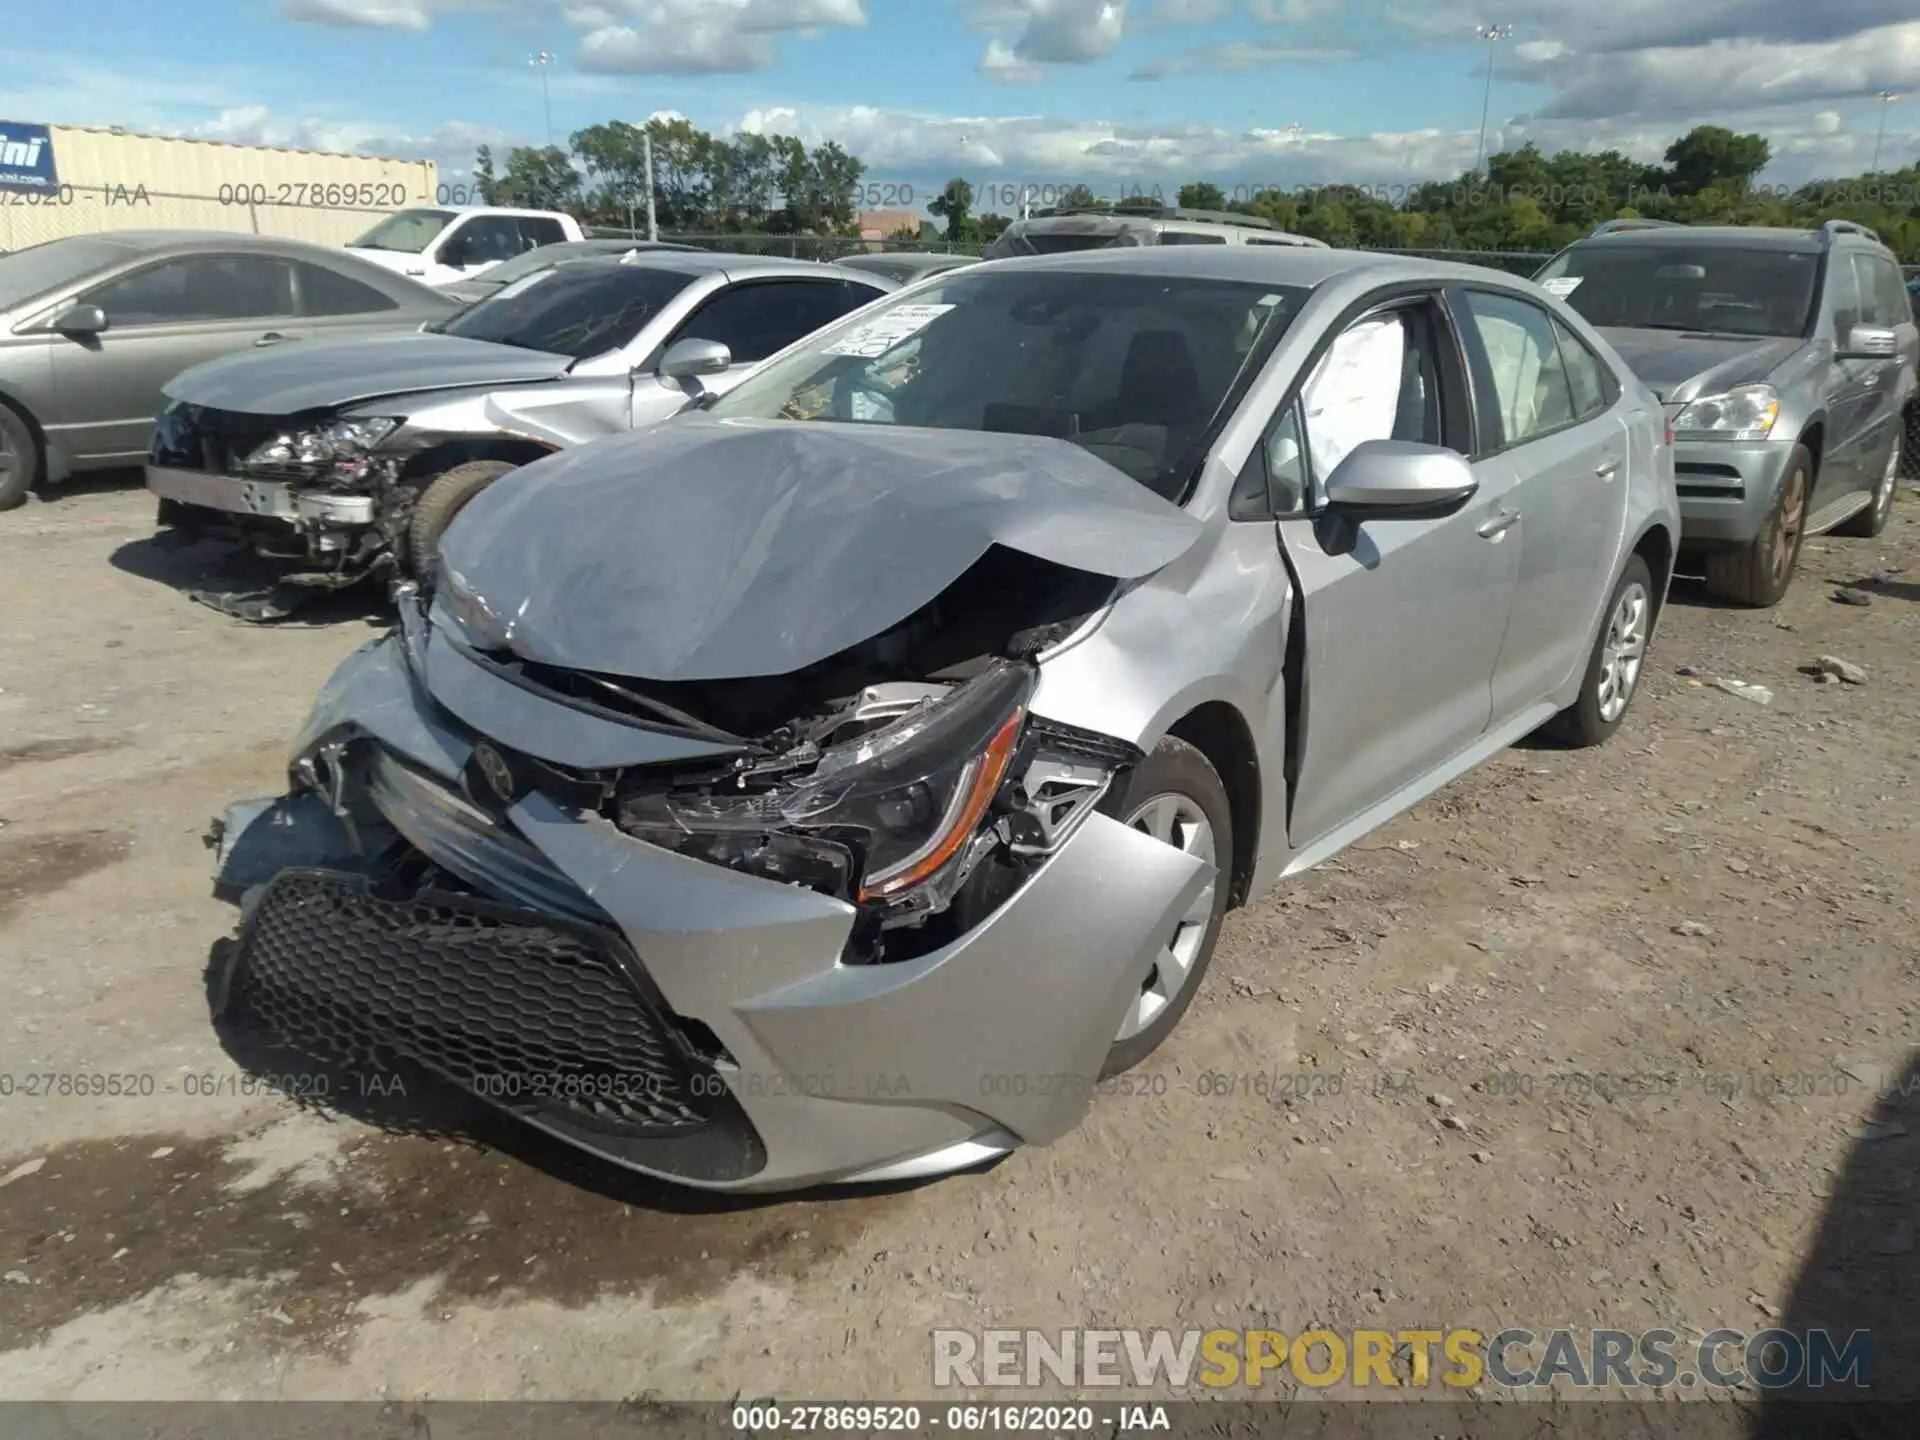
(529, 52, 555, 147)
(1871, 90, 1898, 173)
(643, 129, 658, 241)
(1474, 24, 1513, 177)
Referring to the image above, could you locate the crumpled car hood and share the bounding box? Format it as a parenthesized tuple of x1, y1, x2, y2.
(1597, 327, 1805, 403)
(164, 333, 574, 415)
(436, 415, 1205, 682)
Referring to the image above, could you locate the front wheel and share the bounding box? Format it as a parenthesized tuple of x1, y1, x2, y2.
(1097, 737, 1233, 1078)
(1832, 432, 1899, 538)
(1703, 445, 1810, 607)
(1545, 555, 1654, 748)
(0, 399, 42, 512)
(406, 460, 519, 578)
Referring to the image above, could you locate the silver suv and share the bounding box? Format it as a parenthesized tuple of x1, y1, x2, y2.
(983, 205, 1327, 258)
(1534, 219, 1917, 606)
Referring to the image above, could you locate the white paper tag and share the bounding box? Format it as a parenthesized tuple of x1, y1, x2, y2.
(1540, 276, 1583, 297)
(821, 304, 955, 358)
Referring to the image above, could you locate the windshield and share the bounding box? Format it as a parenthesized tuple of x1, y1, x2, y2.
(1537, 244, 1820, 338)
(441, 262, 694, 359)
(351, 209, 456, 253)
(710, 268, 1305, 499)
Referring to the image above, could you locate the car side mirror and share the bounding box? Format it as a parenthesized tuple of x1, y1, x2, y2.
(1322, 439, 1478, 514)
(52, 303, 108, 336)
(659, 338, 732, 380)
(1839, 324, 1898, 359)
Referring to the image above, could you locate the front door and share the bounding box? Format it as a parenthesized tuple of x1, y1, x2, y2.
(1454, 287, 1634, 716)
(46, 254, 308, 465)
(1277, 294, 1523, 849)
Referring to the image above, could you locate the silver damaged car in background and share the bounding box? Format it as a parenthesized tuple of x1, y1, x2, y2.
(208, 248, 1678, 1192)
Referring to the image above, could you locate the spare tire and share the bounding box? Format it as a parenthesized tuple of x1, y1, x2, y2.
(406, 460, 519, 578)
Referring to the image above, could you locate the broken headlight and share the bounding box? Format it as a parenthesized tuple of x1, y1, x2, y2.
(245, 417, 402, 486)
(619, 661, 1034, 908)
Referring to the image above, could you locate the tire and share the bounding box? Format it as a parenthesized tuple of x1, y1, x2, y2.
(1545, 555, 1654, 749)
(0, 398, 43, 513)
(405, 460, 518, 577)
(1900, 397, 1919, 478)
(1097, 737, 1233, 1078)
(1703, 444, 1810, 607)
(1832, 430, 1899, 538)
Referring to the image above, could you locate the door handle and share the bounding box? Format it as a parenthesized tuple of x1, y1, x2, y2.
(1477, 509, 1519, 539)
(1596, 457, 1619, 479)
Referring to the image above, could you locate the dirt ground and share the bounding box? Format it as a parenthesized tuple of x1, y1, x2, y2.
(1, 476, 1916, 1404)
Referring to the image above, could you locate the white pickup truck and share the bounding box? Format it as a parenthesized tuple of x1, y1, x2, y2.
(344, 206, 586, 289)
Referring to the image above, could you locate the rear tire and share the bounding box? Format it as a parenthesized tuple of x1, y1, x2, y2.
(1097, 737, 1233, 1078)
(406, 460, 518, 578)
(1703, 444, 1810, 607)
(1545, 555, 1654, 748)
(1832, 432, 1898, 538)
(0, 399, 43, 512)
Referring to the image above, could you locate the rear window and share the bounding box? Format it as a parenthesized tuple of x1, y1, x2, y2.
(441, 263, 695, 359)
(0, 236, 130, 308)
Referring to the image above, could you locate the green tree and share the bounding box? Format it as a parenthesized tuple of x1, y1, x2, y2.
(472, 145, 499, 204)
(1179, 181, 1227, 210)
(929, 178, 974, 241)
(1659, 125, 1771, 198)
(489, 146, 582, 211)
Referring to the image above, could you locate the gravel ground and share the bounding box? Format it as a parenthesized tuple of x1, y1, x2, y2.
(1, 478, 1915, 1403)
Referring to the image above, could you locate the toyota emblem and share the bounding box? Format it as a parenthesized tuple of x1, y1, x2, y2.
(473, 742, 516, 804)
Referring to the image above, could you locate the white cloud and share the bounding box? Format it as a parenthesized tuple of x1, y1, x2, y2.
(1131, 40, 1358, 78)
(973, 0, 1128, 82)
(979, 40, 1048, 83)
(572, 0, 868, 73)
(1142, 0, 1232, 23)
(278, 0, 442, 30)
(1249, 0, 1346, 21)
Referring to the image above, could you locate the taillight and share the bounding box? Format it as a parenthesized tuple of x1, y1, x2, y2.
(1663, 421, 1674, 446)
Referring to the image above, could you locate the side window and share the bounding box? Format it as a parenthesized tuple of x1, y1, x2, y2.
(296, 261, 399, 316)
(82, 255, 296, 325)
(1551, 317, 1611, 421)
(1827, 253, 1864, 338)
(1866, 256, 1909, 328)
(518, 216, 568, 248)
(1158, 230, 1227, 245)
(441, 217, 524, 267)
(675, 280, 878, 365)
(1461, 290, 1577, 447)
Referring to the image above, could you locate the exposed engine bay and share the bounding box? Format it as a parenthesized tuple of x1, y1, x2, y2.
(420, 547, 1145, 966)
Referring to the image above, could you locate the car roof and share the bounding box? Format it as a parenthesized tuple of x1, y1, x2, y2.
(557, 250, 888, 284)
(969, 244, 1507, 290)
(1574, 226, 1828, 252)
(27, 229, 326, 256)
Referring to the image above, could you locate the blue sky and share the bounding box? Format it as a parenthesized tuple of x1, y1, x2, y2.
(3, 0, 1916, 210)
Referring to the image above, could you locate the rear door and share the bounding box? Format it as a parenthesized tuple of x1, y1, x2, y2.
(1454, 286, 1632, 717)
(1271, 290, 1524, 849)
(47, 253, 306, 463)
(1854, 253, 1917, 483)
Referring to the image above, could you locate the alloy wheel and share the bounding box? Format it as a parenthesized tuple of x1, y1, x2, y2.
(1596, 581, 1650, 723)
(1113, 793, 1216, 1044)
(1772, 468, 1806, 584)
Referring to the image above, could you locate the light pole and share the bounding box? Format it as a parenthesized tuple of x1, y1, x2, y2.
(529, 52, 555, 147)
(1474, 23, 1513, 177)
(1870, 90, 1898, 174)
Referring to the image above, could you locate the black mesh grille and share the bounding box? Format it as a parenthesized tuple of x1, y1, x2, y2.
(230, 869, 709, 1135)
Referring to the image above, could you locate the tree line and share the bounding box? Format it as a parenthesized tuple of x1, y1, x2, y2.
(474, 121, 1920, 262)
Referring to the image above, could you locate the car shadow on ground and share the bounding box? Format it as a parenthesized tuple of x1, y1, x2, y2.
(200, 937, 985, 1218)
(1834, 570, 1920, 603)
(1752, 1048, 1919, 1437)
(108, 533, 395, 627)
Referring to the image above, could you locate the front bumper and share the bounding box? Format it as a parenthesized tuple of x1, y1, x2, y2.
(1669, 438, 1796, 547)
(147, 465, 375, 530)
(212, 631, 1209, 1192)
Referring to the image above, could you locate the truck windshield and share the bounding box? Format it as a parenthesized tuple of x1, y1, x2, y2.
(351, 210, 456, 253)
(1536, 244, 1821, 338)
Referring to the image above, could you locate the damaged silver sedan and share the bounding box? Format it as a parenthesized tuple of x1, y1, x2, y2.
(210, 248, 1678, 1191)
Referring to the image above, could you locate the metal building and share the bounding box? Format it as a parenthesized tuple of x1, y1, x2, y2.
(0, 122, 439, 252)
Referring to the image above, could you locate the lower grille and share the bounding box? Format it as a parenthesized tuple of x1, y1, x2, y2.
(231, 869, 707, 1134)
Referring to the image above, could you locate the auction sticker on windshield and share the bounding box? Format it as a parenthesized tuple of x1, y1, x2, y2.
(822, 304, 954, 358)
(1540, 276, 1582, 296)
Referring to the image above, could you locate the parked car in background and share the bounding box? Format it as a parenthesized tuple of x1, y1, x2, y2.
(208, 246, 1675, 1193)
(983, 205, 1327, 258)
(345, 206, 586, 289)
(0, 230, 462, 511)
(148, 251, 894, 612)
(1533, 219, 1916, 605)
(835, 251, 978, 285)
(436, 238, 707, 306)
